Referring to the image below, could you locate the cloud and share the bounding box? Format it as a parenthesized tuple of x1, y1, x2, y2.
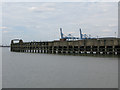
(0, 27, 8, 29)
(29, 6, 55, 12)
(102, 29, 111, 32)
(29, 3, 56, 12)
(108, 24, 117, 27)
(2, 30, 9, 33)
(2, 0, 120, 2)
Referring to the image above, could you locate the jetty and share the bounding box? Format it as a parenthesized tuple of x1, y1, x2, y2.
(10, 38, 120, 55)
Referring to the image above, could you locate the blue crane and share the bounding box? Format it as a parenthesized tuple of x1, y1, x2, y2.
(60, 28, 79, 40)
(60, 28, 64, 39)
(79, 28, 92, 39)
(60, 28, 95, 40)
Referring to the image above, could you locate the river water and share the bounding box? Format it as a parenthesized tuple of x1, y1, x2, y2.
(2, 47, 118, 88)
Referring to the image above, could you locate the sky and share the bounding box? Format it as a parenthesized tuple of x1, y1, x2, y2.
(2, 0, 120, 2)
(1, 2, 118, 45)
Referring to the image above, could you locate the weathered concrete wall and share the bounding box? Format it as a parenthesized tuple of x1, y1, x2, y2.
(11, 38, 120, 55)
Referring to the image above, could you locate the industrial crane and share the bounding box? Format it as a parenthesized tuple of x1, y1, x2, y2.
(60, 28, 93, 40)
(60, 28, 79, 40)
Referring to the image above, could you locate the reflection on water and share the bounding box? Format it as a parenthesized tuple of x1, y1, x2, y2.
(51, 53, 118, 58)
(2, 47, 118, 88)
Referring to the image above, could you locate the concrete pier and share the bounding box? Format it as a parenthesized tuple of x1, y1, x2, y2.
(10, 38, 120, 55)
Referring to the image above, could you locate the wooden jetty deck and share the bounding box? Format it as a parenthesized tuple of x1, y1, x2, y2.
(10, 38, 120, 55)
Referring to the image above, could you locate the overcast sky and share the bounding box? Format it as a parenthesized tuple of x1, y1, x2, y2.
(1, 2, 118, 45)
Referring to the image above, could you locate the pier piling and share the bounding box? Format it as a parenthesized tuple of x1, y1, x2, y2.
(11, 38, 120, 55)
